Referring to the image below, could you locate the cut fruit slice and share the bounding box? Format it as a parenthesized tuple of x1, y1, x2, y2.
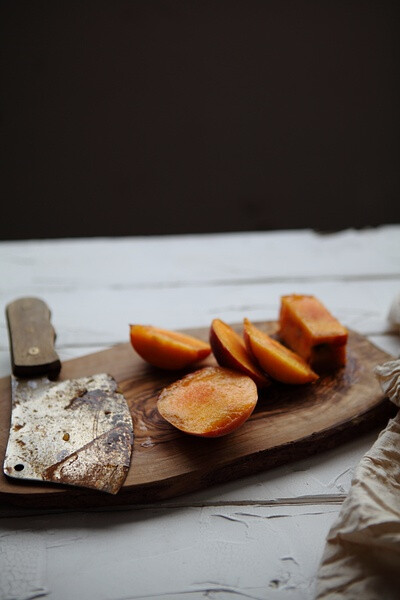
(243, 318, 318, 384)
(157, 366, 258, 437)
(279, 295, 348, 371)
(130, 324, 211, 370)
(209, 318, 270, 387)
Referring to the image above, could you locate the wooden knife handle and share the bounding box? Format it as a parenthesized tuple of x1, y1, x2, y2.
(6, 297, 61, 378)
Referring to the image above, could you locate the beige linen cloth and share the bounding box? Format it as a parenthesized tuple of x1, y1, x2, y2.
(315, 357, 400, 599)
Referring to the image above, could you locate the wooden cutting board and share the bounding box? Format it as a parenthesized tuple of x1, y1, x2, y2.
(0, 322, 395, 509)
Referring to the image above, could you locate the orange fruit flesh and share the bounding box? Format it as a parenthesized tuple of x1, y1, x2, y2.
(130, 325, 211, 369)
(280, 295, 348, 344)
(279, 295, 348, 369)
(210, 319, 269, 387)
(282, 295, 347, 344)
(157, 366, 258, 437)
(244, 319, 318, 384)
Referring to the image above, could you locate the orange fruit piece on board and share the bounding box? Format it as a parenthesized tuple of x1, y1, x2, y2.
(209, 318, 270, 388)
(157, 366, 258, 437)
(243, 318, 318, 385)
(130, 324, 211, 370)
(279, 295, 348, 371)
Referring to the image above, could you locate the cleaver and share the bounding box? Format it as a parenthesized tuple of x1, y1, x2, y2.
(3, 297, 134, 494)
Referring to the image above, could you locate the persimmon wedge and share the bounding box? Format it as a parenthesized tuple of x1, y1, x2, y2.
(130, 324, 211, 370)
(210, 318, 270, 387)
(157, 366, 258, 437)
(243, 318, 318, 385)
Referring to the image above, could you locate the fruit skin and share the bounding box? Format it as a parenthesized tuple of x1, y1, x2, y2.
(209, 319, 270, 388)
(157, 366, 258, 437)
(243, 318, 318, 385)
(130, 324, 211, 370)
(279, 295, 348, 371)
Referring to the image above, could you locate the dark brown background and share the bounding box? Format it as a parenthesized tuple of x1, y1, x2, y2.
(1, 1, 399, 240)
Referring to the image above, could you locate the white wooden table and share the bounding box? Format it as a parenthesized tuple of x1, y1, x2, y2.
(0, 226, 399, 600)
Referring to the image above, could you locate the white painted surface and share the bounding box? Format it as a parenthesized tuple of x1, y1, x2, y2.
(0, 227, 399, 600)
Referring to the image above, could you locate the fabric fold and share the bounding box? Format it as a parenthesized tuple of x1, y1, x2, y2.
(315, 359, 400, 599)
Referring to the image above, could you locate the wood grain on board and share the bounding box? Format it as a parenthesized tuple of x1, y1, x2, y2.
(0, 322, 394, 509)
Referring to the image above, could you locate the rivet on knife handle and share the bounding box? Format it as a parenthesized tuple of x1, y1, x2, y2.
(6, 297, 61, 378)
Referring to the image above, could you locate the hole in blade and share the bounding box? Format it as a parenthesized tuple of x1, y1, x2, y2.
(14, 464, 24, 471)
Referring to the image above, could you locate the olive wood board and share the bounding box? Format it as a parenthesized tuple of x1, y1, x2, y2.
(0, 322, 395, 509)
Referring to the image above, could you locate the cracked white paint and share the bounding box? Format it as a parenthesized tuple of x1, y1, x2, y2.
(15, 504, 335, 600)
(211, 514, 249, 528)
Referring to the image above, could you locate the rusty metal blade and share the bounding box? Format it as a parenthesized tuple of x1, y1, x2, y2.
(3, 373, 134, 494)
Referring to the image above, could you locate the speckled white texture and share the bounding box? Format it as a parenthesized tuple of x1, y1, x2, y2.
(0, 532, 47, 600)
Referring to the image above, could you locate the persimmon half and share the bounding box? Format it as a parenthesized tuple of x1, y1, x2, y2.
(209, 318, 270, 388)
(243, 318, 318, 385)
(130, 324, 211, 370)
(157, 366, 258, 437)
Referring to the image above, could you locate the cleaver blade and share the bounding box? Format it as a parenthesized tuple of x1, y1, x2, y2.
(3, 297, 134, 495)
